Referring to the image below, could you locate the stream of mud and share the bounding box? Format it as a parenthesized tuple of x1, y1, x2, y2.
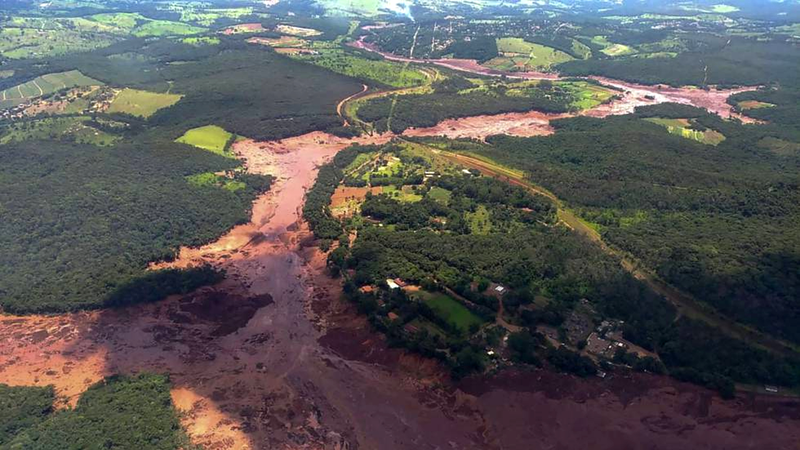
(0, 60, 797, 449)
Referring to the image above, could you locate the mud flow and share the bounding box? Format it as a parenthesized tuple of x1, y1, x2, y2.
(1, 90, 797, 449)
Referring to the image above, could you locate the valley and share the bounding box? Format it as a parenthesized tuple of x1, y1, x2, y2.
(1, 1, 799, 448)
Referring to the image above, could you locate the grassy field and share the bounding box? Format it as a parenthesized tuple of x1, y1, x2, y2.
(316, 0, 383, 16)
(382, 185, 423, 202)
(107, 88, 183, 118)
(182, 36, 220, 46)
(487, 38, 574, 70)
(177, 7, 254, 26)
(591, 36, 636, 57)
(0, 70, 100, 109)
(88, 12, 143, 31)
(186, 172, 246, 192)
(175, 125, 235, 155)
(0, 116, 118, 146)
(132, 21, 206, 37)
(571, 39, 593, 59)
(467, 204, 492, 234)
(561, 81, 617, 110)
(417, 290, 485, 333)
(426, 186, 451, 204)
(645, 117, 726, 145)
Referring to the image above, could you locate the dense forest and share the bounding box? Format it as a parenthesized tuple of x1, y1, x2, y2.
(434, 104, 800, 347)
(0, 32, 374, 313)
(0, 384, 54, 446)
(308, 140, 800, 393)
(357, 78, 584, 133)
(0, 140, 271, 313)
(1, 374, 191, 449)
(0, 37, 363, 141)
(560, 37, 800, 89)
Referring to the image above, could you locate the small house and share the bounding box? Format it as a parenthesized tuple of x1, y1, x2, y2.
(386, 279, 400, 289)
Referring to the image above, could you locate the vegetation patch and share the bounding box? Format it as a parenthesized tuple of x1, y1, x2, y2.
(0, 384, 54, 446)
(0, 116, 118, 146)
(591, 36, 636, 56)
(292, 48, 428, 88)
(176, 125, 236, 155)
(488, 38, 574, 70)
(426, 186, 452, 205)
(182, 36, 221, 46)
(645, 117, 726, 145)
(133, 20, 206, 37)
(4, 374, 192, 449)
(416, 290, 485, 334)
(738, 100, 775, 110)
(107, 88, 183, 118)
(0, 139, 270, 312)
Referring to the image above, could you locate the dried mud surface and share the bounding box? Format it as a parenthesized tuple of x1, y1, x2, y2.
(1, 100, 797, 450)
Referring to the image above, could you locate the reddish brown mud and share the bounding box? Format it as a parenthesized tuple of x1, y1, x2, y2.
(0, 95, 796, 450)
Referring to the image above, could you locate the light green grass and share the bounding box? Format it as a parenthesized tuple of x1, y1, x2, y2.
(0, 70, 100, 109)
(178, 7, 254, 26)
(591, 36, 636, 56)
(133, 21, 206, 37)
(490, 38, 574, 70)
(176, 125, 235, 155)
(398, 185, 423, 202)
(646, 117, 726, 146)
(561, 81, 617, 110)
(0, 18, 118, 59)
(571, 39, 592, 59)
(107, 88, 183, 118)
(182, 36, 220, 46)
(88, 12, 144, 31)
(187, 172, 246, 192)
(467, 204, 492, 235)
(315, 0, 383, 16)
(427, 186, 451, 205)
(711, 4, 740, 13)
(417, 290, 485, 333)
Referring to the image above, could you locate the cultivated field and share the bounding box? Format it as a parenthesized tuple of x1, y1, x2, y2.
(0, 70, 100, 109)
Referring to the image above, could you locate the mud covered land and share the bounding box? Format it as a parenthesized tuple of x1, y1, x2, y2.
(2, 125, 800, 449)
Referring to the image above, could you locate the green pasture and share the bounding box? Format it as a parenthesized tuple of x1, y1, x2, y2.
(107, 88, 183, 118)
